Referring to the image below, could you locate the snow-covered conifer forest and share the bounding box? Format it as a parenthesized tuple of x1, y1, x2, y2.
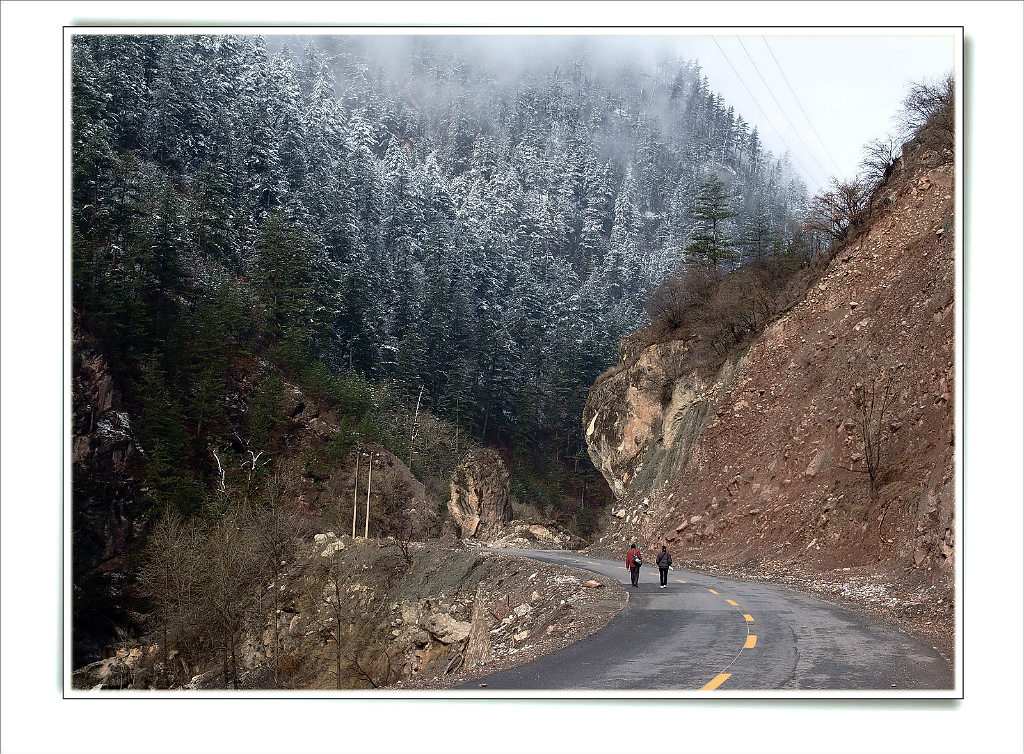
(72, 34, 809, 521)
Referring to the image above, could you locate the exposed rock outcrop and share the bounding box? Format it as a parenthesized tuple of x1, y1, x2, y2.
(74, 537, 626, 690)
(585, 148, 956, 630)
(585, 342, 746, 501)
(447, 449, 513, 539)
(73, 336, 143, 567)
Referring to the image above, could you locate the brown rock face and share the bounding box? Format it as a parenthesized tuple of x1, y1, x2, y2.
(72, 337, 143, 567)
(586, 155, 956, 600)
(448, 449, 512, 539)
(585, 342, 745, 500)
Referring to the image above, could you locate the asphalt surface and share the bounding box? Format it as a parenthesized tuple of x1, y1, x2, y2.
(460, 549, 954, 691)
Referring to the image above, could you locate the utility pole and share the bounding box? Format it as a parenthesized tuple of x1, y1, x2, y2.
(408, 385, 423, 467)
(364, 453, 373, 539)
(351, 450, 360, 538)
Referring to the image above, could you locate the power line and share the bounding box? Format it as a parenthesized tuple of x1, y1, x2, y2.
(736, 36, 834, 183)
(761, 36, 845, 177)
(710, 36, 825, 188)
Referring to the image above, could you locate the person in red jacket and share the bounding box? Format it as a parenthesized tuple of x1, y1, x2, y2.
(625, 543, 642, 588)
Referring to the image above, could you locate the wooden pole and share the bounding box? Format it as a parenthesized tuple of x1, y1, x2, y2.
(408, 385, 423, 467)
(364, 455, 373, 539)
(351, 452, 360, 538)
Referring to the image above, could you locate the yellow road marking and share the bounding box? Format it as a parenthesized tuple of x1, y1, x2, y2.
(701, 673, 731, 690)
(587, 561, 599, 565)
(743, 614, 755, 623)
(675, 579, 686, 584)
(708, 589, 718, 595)
(726, 599, 738, 606)
(744, 635, 757, 649)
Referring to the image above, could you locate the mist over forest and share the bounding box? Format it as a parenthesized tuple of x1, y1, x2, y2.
(71, 35, 819, 650)
(74, 33, 808, 461)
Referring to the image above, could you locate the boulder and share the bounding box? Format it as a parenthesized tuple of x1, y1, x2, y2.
(319, 540, 345, 558)
(527, 524, 553, 540)
(447, 449, 513, 539)
(72, 656, 132, 690)
(423, 614, 472, 645)
(512, 603, 532, 619)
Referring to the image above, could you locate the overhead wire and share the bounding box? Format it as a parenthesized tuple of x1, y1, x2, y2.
(761, 36, 845, 177)
(710, 36, 826, 188)
(735, 36, 835, 184)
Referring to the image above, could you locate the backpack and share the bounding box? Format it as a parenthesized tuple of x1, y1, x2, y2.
(633, 553, 642, 567)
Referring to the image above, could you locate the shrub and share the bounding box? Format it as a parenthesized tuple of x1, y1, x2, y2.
(898, 73, 954, 156)
(804, 177, 871, 241)
(644, 266, 719, 330)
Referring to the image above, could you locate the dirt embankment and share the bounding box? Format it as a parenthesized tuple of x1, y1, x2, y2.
(73, 536, 625, 691)
(584, 147, 955, 654)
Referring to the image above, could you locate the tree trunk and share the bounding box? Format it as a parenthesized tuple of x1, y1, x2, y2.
(336, 635, 343, 691)
(229, 642, 238, 690)
(161, 624, 170, 689)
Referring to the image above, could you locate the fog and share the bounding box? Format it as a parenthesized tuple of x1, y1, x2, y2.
(268, 32, 954, 191)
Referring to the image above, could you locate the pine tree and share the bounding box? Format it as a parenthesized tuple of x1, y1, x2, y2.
(740, 197, 775, 263)
(70, 36, 816, 536)
(253, 212, 315, 344)
(685, 173, 739, 270)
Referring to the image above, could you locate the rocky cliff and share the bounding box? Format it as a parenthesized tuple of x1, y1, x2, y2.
(585, 146, 955, 642)
(70, 343, 438, 666)
(447, 448, 513, 539)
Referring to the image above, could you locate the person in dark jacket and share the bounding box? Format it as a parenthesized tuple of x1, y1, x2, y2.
(656, 545, 673, 588)
(625, 543, 642, 588)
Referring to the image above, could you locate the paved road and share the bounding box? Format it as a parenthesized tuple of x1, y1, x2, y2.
(461, 549, 953, 692)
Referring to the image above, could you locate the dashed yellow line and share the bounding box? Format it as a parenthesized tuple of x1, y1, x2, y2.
(701, 673, 732, 690)
(698, 594, 759, 690)
(675, 579, 686, 584)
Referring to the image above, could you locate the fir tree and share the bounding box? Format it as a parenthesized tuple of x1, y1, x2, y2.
(685, 173, 739, 270)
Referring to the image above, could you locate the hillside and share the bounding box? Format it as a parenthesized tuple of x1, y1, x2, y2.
(583, 130, 955, 651)
(70, 34, 813, 670)
(73, 536, 625, 690)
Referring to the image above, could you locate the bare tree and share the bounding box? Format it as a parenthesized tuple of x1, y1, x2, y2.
(805, 177, 870, 240)
(200, 505, 273, 689)
(250, 475, 298, 687)
(345, 640, 394, 689)
(898, 73, 954, 150)
(859, 135, 901, 190)
(851, 362, 904, 505)
(304, 547, 397, 690)
(305, 551, 349, 690)
(137, 513, 205, 687)
(644, 265, 719, 330)
(388, 518, 416, 568)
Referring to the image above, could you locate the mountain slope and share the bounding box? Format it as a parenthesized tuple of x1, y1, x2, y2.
(584, 138, 955, 648)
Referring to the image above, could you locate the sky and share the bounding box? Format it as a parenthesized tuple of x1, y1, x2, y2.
(421, 32, 956, 192)
(669, 34, 957, 190)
